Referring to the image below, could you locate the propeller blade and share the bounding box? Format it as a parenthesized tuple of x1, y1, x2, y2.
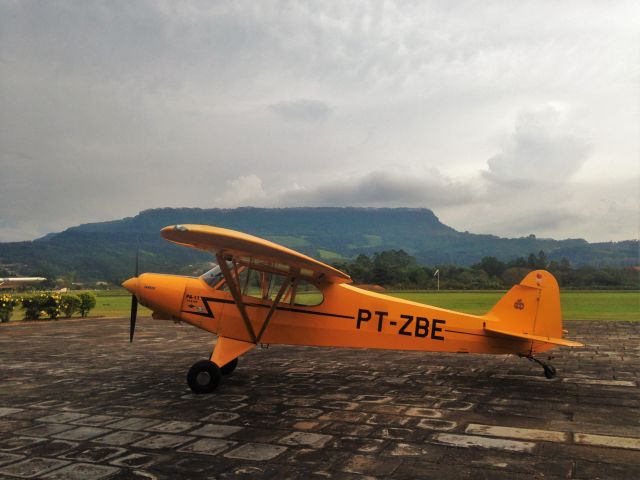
(129, 244, 140, 342)
(129, 294, 138, 343)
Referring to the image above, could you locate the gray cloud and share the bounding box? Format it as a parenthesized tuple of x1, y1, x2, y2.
(269, 99, 333, 122)
(271, 169, 478, 208)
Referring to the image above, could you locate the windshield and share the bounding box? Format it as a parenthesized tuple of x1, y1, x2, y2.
(200, 265, 224, 287)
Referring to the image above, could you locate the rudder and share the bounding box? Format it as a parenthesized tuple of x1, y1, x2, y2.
(484, 270, 562, 340)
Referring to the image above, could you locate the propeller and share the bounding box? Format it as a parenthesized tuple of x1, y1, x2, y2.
(129, 248, 139, 343)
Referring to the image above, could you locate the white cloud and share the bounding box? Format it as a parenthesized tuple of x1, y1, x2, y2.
(484, 105, 591, 187)
(216, 174, 267, 208)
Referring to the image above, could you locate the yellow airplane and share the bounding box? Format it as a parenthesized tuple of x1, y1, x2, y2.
(122, 224, 583, 394)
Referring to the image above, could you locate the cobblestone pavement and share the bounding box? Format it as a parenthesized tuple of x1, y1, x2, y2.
(0, 318, 638, 479)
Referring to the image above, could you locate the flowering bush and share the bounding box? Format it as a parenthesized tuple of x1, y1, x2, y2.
(78, 292, 96, 317)
(43, 292, 62, 319)
(0, 294, 20, 323)
(21, 293, 65, 320)
(60, 294, 81, 318)
(21, 294, 47, 320)
(16, 292, 96, 321)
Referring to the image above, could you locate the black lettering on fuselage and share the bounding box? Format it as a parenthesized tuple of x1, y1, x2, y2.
(415, 316, 429, 337)
(375, 311, 388, 332)
(355, 308, 446, 342)
(399, 315, 413, 336)
(431, 318, 445, 340)
(356, 309, 372, 329)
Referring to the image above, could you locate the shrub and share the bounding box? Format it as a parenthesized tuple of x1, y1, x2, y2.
(21, 294, 47, 320)
(42, 292, 62, 319)
(78, 292, 97, 317)
(60, 294, 81, 318)
(0, 294, 20, 323)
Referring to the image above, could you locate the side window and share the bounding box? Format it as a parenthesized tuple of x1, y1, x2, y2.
(224, 266, 322, 306)
(293, 279, 323, 306)
(242, 268, 263, 298)
(267, 273, 289, 302)
(241, 268, 291, 302)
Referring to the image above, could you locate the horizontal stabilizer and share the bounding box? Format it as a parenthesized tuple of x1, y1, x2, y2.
(485, 326, 583, 347)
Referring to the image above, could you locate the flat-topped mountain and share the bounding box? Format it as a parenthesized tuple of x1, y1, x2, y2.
(0, 207, 637, 283)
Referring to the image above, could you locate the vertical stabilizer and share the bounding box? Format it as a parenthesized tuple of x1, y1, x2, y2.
(483, 270, 563, 340)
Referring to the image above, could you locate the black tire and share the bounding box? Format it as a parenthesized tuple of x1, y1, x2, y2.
(220, 358, 238, 376)
(543, 365, 557, 379)
(187, 360, 222, 394)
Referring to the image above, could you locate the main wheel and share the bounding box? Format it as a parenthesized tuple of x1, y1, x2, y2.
(220, 358, 238, 376)
(543, 364, 557, 379)
(187, 360, 222, 394)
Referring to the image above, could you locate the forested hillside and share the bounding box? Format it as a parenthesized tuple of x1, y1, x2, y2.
(0, 207, 637, 284)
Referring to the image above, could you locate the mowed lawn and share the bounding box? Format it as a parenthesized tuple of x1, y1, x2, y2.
(386, 290, 640, 321)
(94, 292, 152, 318)
(89, 290, 639, 321)
(8, 290, 637, 322)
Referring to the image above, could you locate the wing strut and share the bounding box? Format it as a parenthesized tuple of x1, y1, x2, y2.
(216, 252, 257, 343)
(256, 276, 294, 343)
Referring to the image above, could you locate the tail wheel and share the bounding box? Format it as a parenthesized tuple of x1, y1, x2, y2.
(220, 358, 238, 376)
(187, 360, 221, 394)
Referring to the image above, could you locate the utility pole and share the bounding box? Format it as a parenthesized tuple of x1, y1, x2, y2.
(433, 269, 440, 291)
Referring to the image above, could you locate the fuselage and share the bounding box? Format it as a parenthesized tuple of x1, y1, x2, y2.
(129, 272, 550, 356)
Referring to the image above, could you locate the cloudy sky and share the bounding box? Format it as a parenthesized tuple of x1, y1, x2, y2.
(1, 1, 638, 242)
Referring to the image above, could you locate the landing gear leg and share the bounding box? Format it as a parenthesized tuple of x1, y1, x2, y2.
(519, 354, 557, 379)
(220, 357, 238, 376)
(208, 349, 239, 376)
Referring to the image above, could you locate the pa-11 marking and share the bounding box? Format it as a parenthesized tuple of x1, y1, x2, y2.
(122, 224, 583, 394)
(356, 308, 446, 340)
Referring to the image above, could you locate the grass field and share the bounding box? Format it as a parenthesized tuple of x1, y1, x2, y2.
(7, 290, 638, 322)
(92, 289, 638, 321)
(94, 292, 152, 318)
(386, 290, 639, 321)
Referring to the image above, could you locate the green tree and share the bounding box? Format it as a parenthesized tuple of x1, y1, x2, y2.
(372, 250, 416, 285)
(537, 250, 548, 269)
(472, 256, 506, 278)
(351, 254, 374, 283)
(502, 267, 532, 287)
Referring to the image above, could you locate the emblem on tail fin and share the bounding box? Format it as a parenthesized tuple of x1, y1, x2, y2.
(513, 299, 525, 310)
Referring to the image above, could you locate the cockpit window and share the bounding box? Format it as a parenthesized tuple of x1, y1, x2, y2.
(200, 265, 224, 288)
(200, 262, 323, 306)
(200, 261, 247, 291)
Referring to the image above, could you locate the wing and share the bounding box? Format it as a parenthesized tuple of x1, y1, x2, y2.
(160, 224, 352, 284)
